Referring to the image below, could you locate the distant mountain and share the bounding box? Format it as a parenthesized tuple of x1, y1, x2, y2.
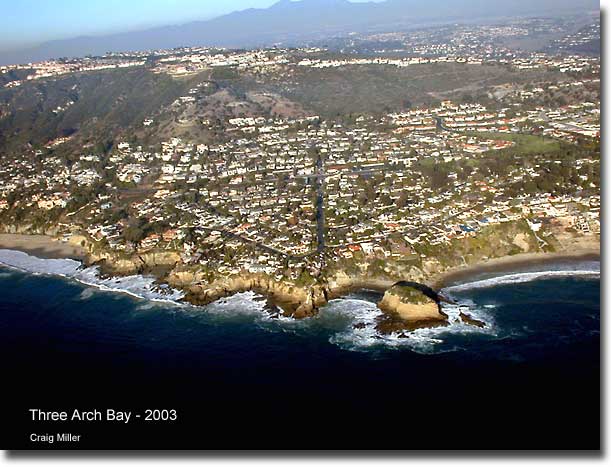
(0, 0, 600, 66)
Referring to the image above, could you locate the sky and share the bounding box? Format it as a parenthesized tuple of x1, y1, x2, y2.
(0, 0, 285, 51)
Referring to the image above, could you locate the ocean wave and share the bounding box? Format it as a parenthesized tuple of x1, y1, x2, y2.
(0, 249, 184, 304)
(203, 291, 308, 334)
(78, 288, 97, 300)
(443, 269, 600, 293)
(0, 249, 287, 322)
(205, 291, 268, 316)
(135, 302, 162, 311)
(1, 248, 597, 355)
(325, 297, 495, 354)
(0, 249, 81, 277)
(72, 267, 184, 304)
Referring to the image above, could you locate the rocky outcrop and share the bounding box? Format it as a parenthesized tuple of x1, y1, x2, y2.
(168, 271, 328, 318)
(459, 312, 486, 328)
(87, 249, 181, 276)
(325, 270, 426, 298)
(376, 282, 449, 333)
(0, 217, 600, 337)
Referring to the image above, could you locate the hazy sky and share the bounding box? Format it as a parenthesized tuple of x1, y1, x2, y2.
(0, 0, 285, 51)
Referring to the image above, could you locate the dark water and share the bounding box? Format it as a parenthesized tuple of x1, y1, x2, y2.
(0, 262, 600, 450)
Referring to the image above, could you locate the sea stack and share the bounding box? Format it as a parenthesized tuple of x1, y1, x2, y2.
(376, 282, 448, 333)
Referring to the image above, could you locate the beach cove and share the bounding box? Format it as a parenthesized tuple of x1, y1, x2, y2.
(0, 233, 86, 261)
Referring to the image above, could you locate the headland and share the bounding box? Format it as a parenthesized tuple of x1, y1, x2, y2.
(0, 226, 599, 334)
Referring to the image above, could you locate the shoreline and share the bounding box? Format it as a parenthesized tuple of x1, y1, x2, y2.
(0, 233, 87, 261)
(0, 233, 601, 300)
(0, 234, 601, 332)
(431, 249, 600, 289)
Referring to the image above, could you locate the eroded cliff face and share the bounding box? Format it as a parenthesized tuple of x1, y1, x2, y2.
(376, 283, 448, 333)
(1, 223, 579, 331)
(167, 270, 328, 318)
(87, 249, 181, 277)
(325, 269, 426, 298)
(326, 270, 394, 297)
(378, 293, 442, 321)
(167, 267, 439, 321)
(0, 224, 61, 236)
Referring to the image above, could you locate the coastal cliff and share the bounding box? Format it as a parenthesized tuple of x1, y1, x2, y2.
(88, 249, 181, 277)
(167, 270, 327, 318)
(376, 282, 449, 333)
(0, 222, 600, 330)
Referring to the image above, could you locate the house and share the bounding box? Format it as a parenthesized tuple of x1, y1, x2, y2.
(162, 229, 178, 242)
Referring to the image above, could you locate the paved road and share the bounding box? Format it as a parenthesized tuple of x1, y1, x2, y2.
(434, 116, 459, 133)
(314, 153, 326, 254)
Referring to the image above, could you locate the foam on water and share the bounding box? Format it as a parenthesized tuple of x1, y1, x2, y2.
(0, 249, 289, 324)
(0, 248, 600, 354)
(205, 291, 268, 317)
(444, 269, 600, 293)
(73, 267, 184, 303)
(325, 263, 588, 353)
(202, 291, 305, 336)
(78, 288, 97, 300)
(0, 249, 502, 354)
(324, 296, 496, 354)
(0, 249, 184, 304)
(135, 302, 161, 311)
(0, 249, 81, 277)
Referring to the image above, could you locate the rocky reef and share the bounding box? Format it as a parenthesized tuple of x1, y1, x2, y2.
(73, 239, 488, 328)
(459, 311, 486, 328)
(0, 221, 599, 331)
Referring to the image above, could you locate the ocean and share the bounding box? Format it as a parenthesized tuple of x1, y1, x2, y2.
(0, 250, 601, 450)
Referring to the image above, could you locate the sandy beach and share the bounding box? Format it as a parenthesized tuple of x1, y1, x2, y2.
(0, 234, 86, 261)
(0, 233, 600, 290)
(432, 248, 600, 289)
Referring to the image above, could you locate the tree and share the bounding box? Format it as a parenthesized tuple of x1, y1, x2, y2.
(524, 180, 537, 194)
(396, 191, 409, 209)
(123, 226, 145, 244)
